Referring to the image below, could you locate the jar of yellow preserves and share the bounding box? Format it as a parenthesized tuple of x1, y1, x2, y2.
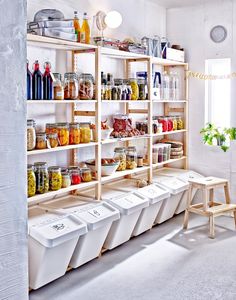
(56, 123, 69, 146)
(129, 78, 139, 100)
(48, 166, 62, 191)
(69, 122, 80, 144)
(79, 122, 91, 143)
(27, 164, 36, 197)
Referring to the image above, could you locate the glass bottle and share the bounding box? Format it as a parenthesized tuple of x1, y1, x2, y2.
(32, 60, 42, 100)
(80, 12, 90, 44)
(43, 62, 53, 100)
(53, 73, 64, 100)
(27, 60, 32, 100)
(74, 11, 81, 42)
(162, 71, 170, 100)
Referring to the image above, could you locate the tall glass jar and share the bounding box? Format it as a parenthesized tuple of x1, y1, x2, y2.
(78, 73, 94, 100)
(126, 146, 137, 169)
(79, 122, 91, 143)
(53, 73, 64, 100)
(27, 119, 36, 151)
(129, 78, 139, 100)
(34, 162, 49, 194)
(69, 122, 80, 144)
(138, 78, 146, 100)
(114, 147, 126, 171)
(48, 166, 62, 191)
(56, 123, 69, 146)
(64, 72, 78, 100)
(27, 164, 36, 197)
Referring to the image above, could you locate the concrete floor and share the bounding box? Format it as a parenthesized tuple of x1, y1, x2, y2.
(29, 213, 236, 300)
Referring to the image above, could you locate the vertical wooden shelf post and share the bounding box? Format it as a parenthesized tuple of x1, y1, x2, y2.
(147, 58, 153, 183)
(184, 63, 189, 169)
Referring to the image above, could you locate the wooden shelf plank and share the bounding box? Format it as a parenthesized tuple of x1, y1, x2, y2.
(152, 100, 187, 103)
(152, 129, 187, 137)
(151, 57, 187, 66)
(27, 100, 97, 104)
(153, 156, 187, 168)
(102, 100, 150, 103)
(101, 135, 151, 145)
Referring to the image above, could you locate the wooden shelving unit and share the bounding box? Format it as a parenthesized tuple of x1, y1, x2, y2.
(27, 34, 188, 205)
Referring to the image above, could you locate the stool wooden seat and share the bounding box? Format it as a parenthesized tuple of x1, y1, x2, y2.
(183, 177, 236, 238)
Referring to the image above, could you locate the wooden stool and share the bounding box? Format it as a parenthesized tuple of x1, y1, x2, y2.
(183, 177, 236, 238)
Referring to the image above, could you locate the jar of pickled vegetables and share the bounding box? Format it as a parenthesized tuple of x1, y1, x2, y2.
(176, 116, 184, 130)
(79, 122, 91, 143)
(34, 162, 49, 194)
(78, 73, 94, 100)
(64, 72, 78, 100)
(62, 171, 71, 188)
(27, 119, 36, 151)
(172, 116, 178, 131)
(27, 164, 36, 197)
(56, 123, 69, 146)
(81, 168, 92, 182)
(47, 132, 59, 148)
(45, 123, 57, 135)
(129, 78, 139, 100)
(114, 147, 126, 171)
(48, 166, 62, 191)
(69, 123, 80, 144)
(126, 146, 137, 169)
(138, 78, 146, 100)
(70, 168, 81, 185)
(36, 132, 48, 149)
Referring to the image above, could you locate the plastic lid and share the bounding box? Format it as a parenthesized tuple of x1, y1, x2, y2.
(153, 176, 189, 195)
(135, 184, 170, 204)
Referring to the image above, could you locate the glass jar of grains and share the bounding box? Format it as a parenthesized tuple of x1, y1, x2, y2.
(114, 147, 126, 171)
(48, 166, 62, 191)
(64, 72, 78, 100)
(79, 122, 91, 143)
(34, 162, 49, 194)
(126, 146, 137, 169)
(27, 164, 36, 197)
(27, 119, 36, 151)
(53, 73, 64, 100)
(69, 122, 80, 144)
(81, 168, 92, 182)
(56, 123, 69, 146)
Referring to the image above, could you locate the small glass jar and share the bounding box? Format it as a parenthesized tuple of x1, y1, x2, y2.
(129, 78, 139, 100)
(78, 73, 94, 100)
(53, 73, 64, 100)
(138, 78, 146, 100)
(137, 155, 144, 167)
(114, 147, 126, 171)
(81, 168, 92, 182)
(56, 123, 69, 146)
(47, 132, 59, 148)
(45, 123, 57, 135)
(62, 171, 71, 188)
(48, 166, 62, 191)
(27, 164, 36, 197)
(27, 119, 36, 151)
(167, 117, 173, 132)
(158, 117, 168, 132)
(157, 123, 163, 133)
(176, 116, 184, 130)
(64, 72, 78, 100)
(34, 162, 49, 194)
(70, 169, 81, 185)
(126, 146, 137, 169)
(172, 116, 178, 131)
(36, 132, 48, 149)
(80, 122, 91, 143)
(69, 123, 80, 144)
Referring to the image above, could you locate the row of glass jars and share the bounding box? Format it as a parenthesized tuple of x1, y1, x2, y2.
(27, 120, 91, 151)
(27, 164, 92, 197)
(114, 146, 144, 171)
(152, 143, 171, 164)
(154, 116, 184, 132)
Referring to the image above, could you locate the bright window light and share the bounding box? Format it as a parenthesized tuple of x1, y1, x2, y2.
(205, 58, 231, 127)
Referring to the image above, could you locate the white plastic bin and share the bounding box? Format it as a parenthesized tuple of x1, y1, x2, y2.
(153, 175, 189, 223)
(42, 196, 119, 268)
(158, 168, 203, 214)
(28, 206, 87, 290)
(132, 184, 170, 236)
(104, 193, 149, 249)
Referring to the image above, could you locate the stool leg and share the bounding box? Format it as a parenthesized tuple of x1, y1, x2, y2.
(183, 185, 193, 230)
(233, 210, 236, 229)
(224, 182, 231, 204)
(209, 189, 214, 207)
(183, 209, 189, 229)
(209, 215, 215, 239)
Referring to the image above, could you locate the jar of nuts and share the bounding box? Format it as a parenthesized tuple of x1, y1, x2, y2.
(64, 72, 78, 100)
(78, 73, 94, 100)
(114, 147, 126, 171)
(126, 146, 137, 169)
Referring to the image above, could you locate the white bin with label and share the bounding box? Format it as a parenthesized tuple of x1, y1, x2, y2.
(28, 206, 87, 290)
(132, 184, 170, 236)
(104, 193, 149, 249)
(153, 175, 189, 223)
(42, 196, 120, 268)
(158, 168, 203, 214)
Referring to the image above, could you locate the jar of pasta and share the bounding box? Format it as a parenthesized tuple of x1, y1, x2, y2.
(47, 132, 59, 148)
(129, 78, 139, 100)
(48, 166, 62, 191)
(62, 171, 71, 188)
(69, 122, 80, 144)
(78, 73, 94, 100)
(45, 123, 57, 135)
(114, 147, 126, 171)
(34, 162, 49, 194)
(27, 119, 36, 151)
(126, 146, 137, 169)
(64, 72, 78, 100)
(53, 73, 64, 100)
(79, 122, 91, 143)
(36, 132, 48, 150)
(27, 164, 36, 197)
(56, 123, 69, 146)
(81, 168, 92, 182)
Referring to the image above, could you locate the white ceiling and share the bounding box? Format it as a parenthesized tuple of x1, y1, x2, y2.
(151, 0, 206, 8)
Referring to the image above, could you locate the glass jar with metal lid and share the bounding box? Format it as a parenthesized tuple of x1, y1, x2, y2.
(36, 132, 48, 149)
(79, 122, 91, 143)
(27, 119, 36, 151)
(176, 116, 184, 130)
(126, 146, 137, 169)
(81, 168, 92, 182)
(48, 166, 62, 191)
(69, 122, 80, 144)
(53, 73, 64, 100)
(114, 147, 126, 171)
(64, 72, 78, 99)
(56, 123, 69, 146)
(114, 79, 123, 100)
(34, 162, 49, 194)
(47, 132, 59, 148)
(27, 164, 36, 197)
(69, 167, 81, 185)
(138, 78, 146, 100)
(61, 171, 71, 188)
(78, 73, 94, 100)
(45, 123, 57, 135)
(129, 78, 139, 100)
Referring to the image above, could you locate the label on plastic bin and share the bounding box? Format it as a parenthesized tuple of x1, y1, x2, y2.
(88, 205, 109, 219)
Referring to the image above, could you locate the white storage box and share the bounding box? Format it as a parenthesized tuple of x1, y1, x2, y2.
(28, 206, 87, 290)
(166, 48, 185, 62)
(158, 168, 203, 214)
(153, 175, 189, 223)
(42, 196, 119, 268)
(132, 184, 170, 236)
(104, 193, 149, 249)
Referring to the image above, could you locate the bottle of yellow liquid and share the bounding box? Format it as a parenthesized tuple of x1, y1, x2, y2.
(74, 11, 80, 42)
(80, 13, 90, 44)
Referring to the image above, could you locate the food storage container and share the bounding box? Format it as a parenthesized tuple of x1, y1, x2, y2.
(126, 146, 137, 169)
(158, 116, 168, 132)
(167, 116, 173, 131)
(114, 147, 126, 171)
(61, 171, 71, 188)
(56, 123, 69, 146)
(53, 73, 64, 100)
(69, 122, 80, 144)
(28, 164, 36, 197)
(81, 168, 92, 182)
(78, 73, 94, 100)
(79, 122, 91, 143)
(36, 132, 48, 150)
(45, 123, 57, 135)
(34, 162, 49, 194)
(28, 206, 87, 289)
(48, 166, 62, 191)
(176, 116, 184, 130)
(138, 78, 146, 100)
(129, 78, 139, 100)
(69, 168, 81, 185)
(64, 72, 78, 100)
(47, 132, 59, 148)
(172, 116, 178, 131)
(27, 119, 36, 151)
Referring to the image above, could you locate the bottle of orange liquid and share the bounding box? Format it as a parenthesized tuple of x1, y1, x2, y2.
(80, 13, 90, 44)
(74, 11, 81, 42)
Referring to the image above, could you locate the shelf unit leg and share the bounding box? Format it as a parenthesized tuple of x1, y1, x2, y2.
(147, 58, 153, 183)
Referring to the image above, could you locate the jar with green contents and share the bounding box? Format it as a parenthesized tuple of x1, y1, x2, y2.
(126, 146, 137, 169)
(27, 164, 36, 197)
(176, 116, 184, 130)
(34, 162, 49, 194)
(48, 166, 62, 191)
(129, 78, 139, 100)
(172, 116, 178, 131)
(114, 147, 126, 171)
(138, 78, 146, 100)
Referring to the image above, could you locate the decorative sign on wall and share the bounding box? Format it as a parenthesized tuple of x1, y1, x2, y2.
(187, 71, 236, 80)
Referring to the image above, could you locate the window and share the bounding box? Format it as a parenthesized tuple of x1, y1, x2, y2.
(205, 58, 231, 127)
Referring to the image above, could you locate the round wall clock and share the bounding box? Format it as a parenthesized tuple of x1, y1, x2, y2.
(210, 25, 227, 43)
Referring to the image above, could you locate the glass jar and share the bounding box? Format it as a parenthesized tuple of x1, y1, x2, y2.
(177, 116, 184, 130)
(47, 132, 59, 148)
(157, 123, 163, 133)
(64, 72, 78, 100)
(172, 116, 178, 131)
(129, 78, 139, 100)
(27, 164, 36, 197)
(34, 162, 49, 194)
(158, 146, 164, 163)
(126, 146, 137, 169)
(80, 122, 91, 143)
(69, 123, 80, 144)
(48, 166, 62, 191)
(36, 132, 48, 149)
(81, 168, 92, 182)
(56, 123, 69, 146)
(27, 119, 36, 151)
(62, 171, 71, 188)
(53, 73, 64, 100)
(137, 155, 144, 167)
(45, 123, 57, 135)
(152, 146, 158, 164)
(114, 79, 123, 100)
(138, 78, 146, 100)
(162, 145, 168, 161)
(114, 147, 126, 171)
(158, 117, 168, 132)
(78, 73, 94, 100)
(167, 117, 173, 132)
(70, 169, 81, 185)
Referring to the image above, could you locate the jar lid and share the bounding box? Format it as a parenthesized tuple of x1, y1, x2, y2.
(114, 147, 125, 152)
(56, 122, 69, 128)
(79, 73, 94, 78)
(27, 119, 36, 126)
(61, 167, 68, 173)
(79, 122, 91, 127)
(129, 78, 137, 81)
(46, 123, 56, 128)
(68, 166, 79, 171)
(64, 72, 77, 80)
(53, 73, 62, 80)
(34, 162, 47, 169)
(48, 166, 61, 172)
(36, 132, 46, 138)
(61, 171, 70, 176)
(27, 164, 34, 170)
(114, 78, 123, 85)
(69, 122, 80, 128)
(81, 168, 91, 173)
(47, 132, 58, 138)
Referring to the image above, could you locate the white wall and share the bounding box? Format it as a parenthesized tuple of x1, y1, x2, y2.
(167, 0, 236, 198)
(0, 0, 28, 299)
